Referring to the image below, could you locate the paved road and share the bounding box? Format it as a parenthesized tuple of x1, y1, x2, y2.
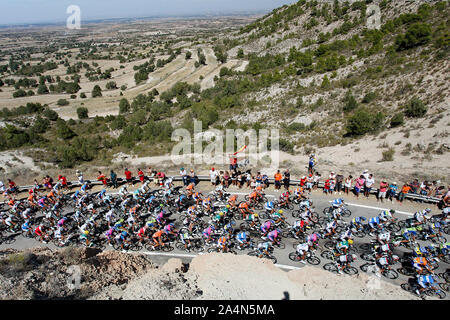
(1, 185, 448, 299)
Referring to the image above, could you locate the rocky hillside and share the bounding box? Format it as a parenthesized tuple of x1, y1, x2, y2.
(0, 248, 418, 300)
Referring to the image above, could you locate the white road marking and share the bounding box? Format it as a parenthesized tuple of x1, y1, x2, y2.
(208, 191, 275, 198)
(328, 201, 414, 216)
(141, 251, 300, 270)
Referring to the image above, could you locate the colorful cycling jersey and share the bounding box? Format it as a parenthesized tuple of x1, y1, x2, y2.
(332, 198, 343, 207)
(281, 192, 289, 199)
(164, 224, 173, 233)
(351, 216, 366, 224)
(307, 233, 319, 243)
(21, 222, 30, 231)
(296, 242, 309, 252)
(258, 242, 270, 251)
(138, 227, 146, 237)
(215, 236, 226, 246)
(326, 220, 336, 230)
(379, 210, 392, 220)
(337, 240, 349, 250)
(369, 216, 380, 226)
(203, 226, 213, 236)
(264, 201, 274, 211)
(267, 230, 278, 241)
(236, 232, 247, 242)
(418, 275, 434, 288)
(146, 218, 156, 228)
(57, 218, 66, 227)
(105, 228, 114, 238)
(120, 231, 128, 240)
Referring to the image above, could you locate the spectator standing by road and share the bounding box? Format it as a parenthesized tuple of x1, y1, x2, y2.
(344, 175, 353, 195)
(180, 168, 188, 186)
(364, 174, 375, 198)
(362, 169, 369, 180)
(378, 179, 388, 203)
(97, 171, 107, 186)
(76, 170, 84, 185)
(336, 174, 344, 194)
(354, 175, 365, 198)
(209, 168, 218, 186)
(0, 180, 4, 193)
(274, 170, 282, 191)
(110, 170, 118, 189)
(313, 172, 321, 190)
(283, 169, 290, 190)
(306, 174, 313, 191)
(138, 169, 145, 184)
(386, 182, 398, 202)
(124, 168, 133, 185)
(398, 183, 411, 203)
(308, 154, 316, 174)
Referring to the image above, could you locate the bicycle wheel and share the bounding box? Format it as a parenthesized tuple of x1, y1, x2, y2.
(267, 255, 277, 264)
(247, 250, 258, 257)
(342, 209, 352, 217)
(360, 263, 371, 273)
(435, 290, 446, 299)
(289, 252, 301, 262)
(439, 283, 449, 292)
(3, 236, 16, 245)
(322, 207, 332, 215)
(323, 263, 338, 273)
(387, 223, 401, 233)
(359, 243, 372, 252)
(274, 242, 285, 250)
(382, 269, 398, 280)
(291, 210, 300, 218)
(361, 252, 375, 262)
(324, 240, 335, 250)
(344, 266, 358, 275)
(401, 283, 413, 293)
(162, 244, 174, 252)
(307, 256, 320, 265)
(354, 229, 366, 238)
(321, 250, 334, 260)
(207, 247, 217, 253)
(175, 242, 186, 250)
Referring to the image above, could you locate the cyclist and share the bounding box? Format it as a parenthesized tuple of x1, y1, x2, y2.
(336, 253, 357, 274)
(179, 229, 193, 251)
(264, 201, 276, 215)
(306, 233, 321, 249)
(292, 219, 308, 239)
(323, 219, 337, 238)
(267, 228, 281, 245)
(260, 220, 274, 238)
(415, 274, 437, 296)
(152, 229, 165, 248)
(227, 194, 238, 210)
(368, 216, 386, 235)
(257, 241, 273, 259)
(278, 190, 290, 207)
(217, 234, 230, 253)
(202, 225, 215, 244)
(377, 229, 391, 245)
(412, 256, 433, 275)
(336, 238, 352, 255)
(34, 224, 48, 243)
(350, 216, 367, 231)
(375, 253, 399, 274)
(238, 201, 252, 220)
(244, 212, 260, 230)
(137, 225, 149, 244)
(295, 242, 310, 264)
(236, 231, 250, 250)
(271, 209, 286, 225)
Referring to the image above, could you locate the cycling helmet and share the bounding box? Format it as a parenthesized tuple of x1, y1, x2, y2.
(351, 254, 357, 261)
(391, 255, 400, 263)
(389, 209, 395, 214)
(254, 213, 259, 218)
(83, 230, 89, 235)
(278, 210, 283, 214)
(226, 205, 230, 209)
(425, 208, 432, 213)
(443, 208, 450, 214)
(348, 239, 354, 245)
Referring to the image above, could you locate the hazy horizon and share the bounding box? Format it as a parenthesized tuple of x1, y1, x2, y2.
(0, 0, 295, 26)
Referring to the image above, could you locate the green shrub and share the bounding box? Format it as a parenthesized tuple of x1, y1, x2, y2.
(343, 91, 358, 113)
(57, 99, 69, 106)
(395, 23, 432, 51)
(381, 147, 395, 161)
(56, 119, 76, 140)
(92, 85, 102, 98)
(76, 107, 89, 119)
(43, 108, 59, 121)
(404, 98, 427, 118)
(119, 98, 130, 114)
(390, 113, 404, 127)
(346, 108, 384, 136)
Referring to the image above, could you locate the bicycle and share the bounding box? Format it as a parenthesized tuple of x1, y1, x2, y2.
(288, 251, 320, 265)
